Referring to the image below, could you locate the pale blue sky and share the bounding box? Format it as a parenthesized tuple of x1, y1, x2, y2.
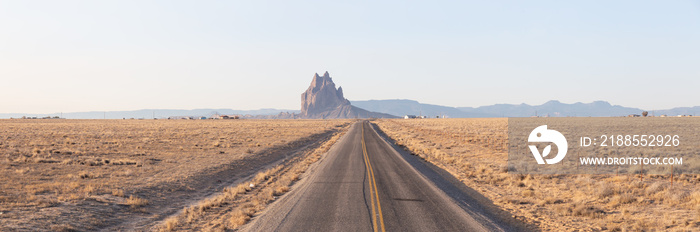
(1, 1, 699, 113)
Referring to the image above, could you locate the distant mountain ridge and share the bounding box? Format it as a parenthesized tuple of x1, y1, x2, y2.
(458, 100, 641, 117)
(3, 100, 696, 119)
(352, 99, 699, 118)
(655, 106, 700, 116)
(0, 108, 299, 119)
(350, 99, 492, 118)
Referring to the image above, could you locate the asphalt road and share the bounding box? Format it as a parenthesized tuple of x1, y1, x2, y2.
(242, 121, 523, 232)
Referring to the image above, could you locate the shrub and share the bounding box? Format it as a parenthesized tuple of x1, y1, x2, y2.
(126, 195, 149, 208)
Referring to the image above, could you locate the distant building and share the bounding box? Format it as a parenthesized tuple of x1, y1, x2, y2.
(218, 115, 240, 119)
(404, 115, 417, 119)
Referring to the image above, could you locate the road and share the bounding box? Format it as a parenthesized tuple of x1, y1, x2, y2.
(242, 121, 524, 232)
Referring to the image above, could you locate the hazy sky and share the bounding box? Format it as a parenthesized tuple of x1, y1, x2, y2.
(1, 1, 699, 113)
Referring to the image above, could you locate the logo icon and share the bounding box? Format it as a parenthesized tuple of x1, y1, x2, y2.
(528, 125, 568, 164)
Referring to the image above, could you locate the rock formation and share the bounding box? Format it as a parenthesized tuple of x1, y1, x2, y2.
(300, 72, 397, 119)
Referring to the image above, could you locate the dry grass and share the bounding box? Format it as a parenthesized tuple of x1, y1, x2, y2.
(375, 118, 700, 231)
(0, 119, 351, 231)
(112, 189, 125, 197)
(155, 123, 348, 231)
(126, 195, 149, 208)
(230, 207, 255, 226)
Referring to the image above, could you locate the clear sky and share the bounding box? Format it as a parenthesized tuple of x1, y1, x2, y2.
(1, 1, 699, 113)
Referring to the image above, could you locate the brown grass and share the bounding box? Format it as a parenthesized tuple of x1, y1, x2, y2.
(155, 123, 349, 231)
(375, 118, 700, 231)
(126, 195, 149, 208)
(0, 119, 351, 231)
(112, 189, 125, 197)
(230, 207, 255, 226)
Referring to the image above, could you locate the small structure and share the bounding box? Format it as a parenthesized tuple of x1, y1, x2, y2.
(217, 115, 240, 119)
(404, 115, 417, 119)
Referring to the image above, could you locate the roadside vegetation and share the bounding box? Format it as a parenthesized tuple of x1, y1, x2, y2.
(157, 126, 348, 231)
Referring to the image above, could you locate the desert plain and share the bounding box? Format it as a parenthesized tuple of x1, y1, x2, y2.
(0, 119, 350, 231)
(1, 118, 699, 231)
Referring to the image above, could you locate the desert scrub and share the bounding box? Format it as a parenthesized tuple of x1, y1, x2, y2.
(126, 195, 149, 208)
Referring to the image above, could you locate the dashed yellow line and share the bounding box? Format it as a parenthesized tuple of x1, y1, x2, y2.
(362, 122, 386, 232)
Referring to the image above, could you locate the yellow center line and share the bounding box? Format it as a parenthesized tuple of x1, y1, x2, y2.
(362, 122, 386, 232)
(362, 125, 378, 232)
(367, 148, 386, 232)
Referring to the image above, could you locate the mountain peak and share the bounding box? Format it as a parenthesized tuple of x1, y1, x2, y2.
(310, 72, 333, 90)
(591, 100, 611, 106)
(544, 100, 562, 105)
(300, 72, 396, 119)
